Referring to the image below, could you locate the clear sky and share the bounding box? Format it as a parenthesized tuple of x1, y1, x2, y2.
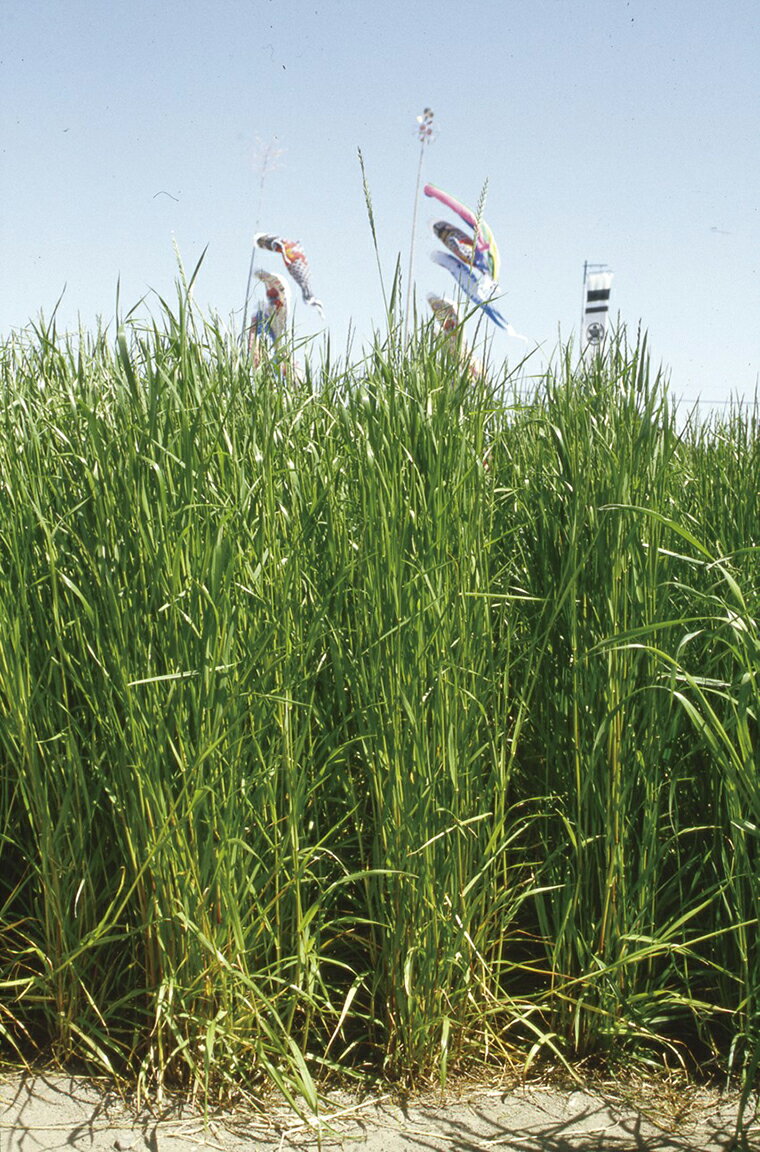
(2, 0, 758, 409)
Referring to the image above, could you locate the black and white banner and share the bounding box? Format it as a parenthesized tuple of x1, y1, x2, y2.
(582, 268, 614, 348)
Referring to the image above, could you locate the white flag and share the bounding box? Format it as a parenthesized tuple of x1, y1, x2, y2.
(582, 269, 614, 347)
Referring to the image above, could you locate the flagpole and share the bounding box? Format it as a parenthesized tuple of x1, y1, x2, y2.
(404, 108, 434, 345)
(242, 139, 283, 346)
(241, 242, 257, 344)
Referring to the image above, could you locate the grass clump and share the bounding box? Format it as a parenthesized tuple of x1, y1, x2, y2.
(0, 302, 757, 1132)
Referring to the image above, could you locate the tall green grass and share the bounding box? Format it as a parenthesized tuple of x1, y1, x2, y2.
(0, 302, 757, 1131)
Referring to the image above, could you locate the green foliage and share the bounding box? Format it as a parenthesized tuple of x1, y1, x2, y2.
(0, 304, 757, 1133)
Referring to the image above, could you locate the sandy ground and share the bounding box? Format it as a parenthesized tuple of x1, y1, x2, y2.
(1, 1072, 758, 1152)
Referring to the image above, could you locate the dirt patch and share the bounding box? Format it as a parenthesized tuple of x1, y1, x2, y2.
(1, 1072, 757, 1151)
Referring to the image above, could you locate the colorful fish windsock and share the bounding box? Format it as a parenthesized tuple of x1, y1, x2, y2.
(427, 293, 460, 334)
(255, 233, 325, 318)
(432, 221, 492, 277)
(250, 269, 289, 344)
(431, 251, 507, 330)
(425, 183, 500, 282)
(424, 179, 522, 337)
(428, 294, 483, 379)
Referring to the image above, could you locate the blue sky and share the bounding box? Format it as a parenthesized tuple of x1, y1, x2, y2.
(2, 0, 758, 408)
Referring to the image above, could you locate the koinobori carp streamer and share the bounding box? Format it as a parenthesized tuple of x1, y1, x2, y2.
(255, 233, 325, 318)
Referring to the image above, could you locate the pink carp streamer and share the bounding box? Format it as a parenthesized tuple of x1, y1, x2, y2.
(255, 233, 325, 318)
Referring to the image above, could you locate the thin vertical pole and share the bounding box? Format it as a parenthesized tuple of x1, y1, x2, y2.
(404, 108, 434, 345)
(242, 139, 283, 344)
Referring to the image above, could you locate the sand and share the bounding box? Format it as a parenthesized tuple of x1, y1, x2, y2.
(1, 1071, 757, 1151)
